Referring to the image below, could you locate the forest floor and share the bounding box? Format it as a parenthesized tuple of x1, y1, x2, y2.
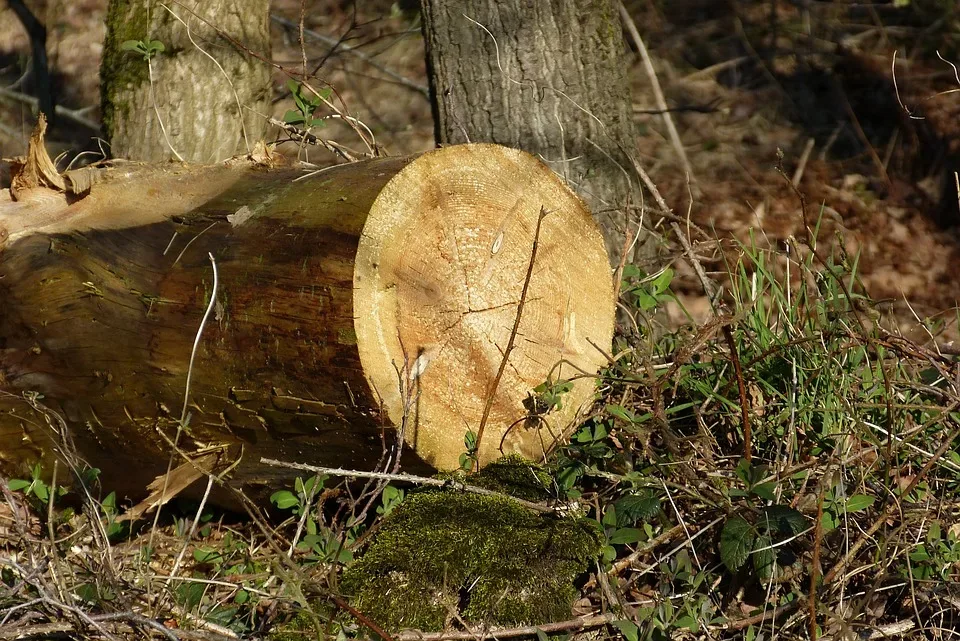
(2, 1, 960, 640)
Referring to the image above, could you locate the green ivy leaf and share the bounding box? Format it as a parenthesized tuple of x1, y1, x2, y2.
(613, 492, 660, 526)
(720, 516, 756, 571)
(270, 490, 299, 510)
(751, 482, 778, 501)
(752, 532, 776, 579)
(909, 546, 931, 562)
(844, 494, 874, 512)
(193, 548, 221, 564)
(176, 581, 205, 609)
(675, 614, 699, 632)
(606, 404, 636, 423)
(649, 267, 674, 293)
(601, 544, 616, 564)
(8, 479, 30, 491)
(33, 482, 49, 502)
(612, 620, 639, 641)
(760, 505, 808, 536)
(283, 109, 305, 125)
(609, 527, 642, 545)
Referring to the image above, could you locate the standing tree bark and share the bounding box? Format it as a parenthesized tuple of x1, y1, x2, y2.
(420, 0, 643, 266)
(100, 0, 271, 163)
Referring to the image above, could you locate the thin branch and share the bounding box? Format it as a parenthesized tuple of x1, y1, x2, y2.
(0, 87, 96, 132)
(268, 116, 360, 161)
(330, 594, 396, 641)
(271, 14, 429, 97)
(618, 3, 694, 183)
(475, 207, 548, 465)
(822, 422, 960, 585)
(394, 613, 619, 641)
(258, 458, 557, 514)
(721, 324, 751, 462)
(148, 252, 219, 601)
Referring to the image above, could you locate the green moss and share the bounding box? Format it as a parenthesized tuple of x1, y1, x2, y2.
(442, 453, 555, 502)
(341, 459, 601, 632)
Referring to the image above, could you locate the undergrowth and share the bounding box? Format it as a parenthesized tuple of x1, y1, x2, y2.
(3, 223, 960, 641)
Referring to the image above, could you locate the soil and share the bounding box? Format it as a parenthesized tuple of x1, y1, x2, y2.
(2, 0, 959, 337)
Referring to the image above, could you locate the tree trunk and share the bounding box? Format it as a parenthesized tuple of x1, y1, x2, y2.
(0, 144, 614, 501)
(100, 0, 271, 163)
(420, 0, 642, 266)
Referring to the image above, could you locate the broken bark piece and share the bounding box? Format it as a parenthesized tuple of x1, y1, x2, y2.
(7, 113, 66, 198)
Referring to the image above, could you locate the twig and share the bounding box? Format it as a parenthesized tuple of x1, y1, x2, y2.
(671, 221, 716, 300)
(166, 474, 215, 584)
(831, 75, 889, 188)
(92, 613, 181, 641)
(268, 116, 359, 161)
(791, 138, 815, 187)
(0, 621, 73, 640)
(721, 325, 751, 462)
(394, 613, 619, 641)
(0, 87, 97, 132)
(258, 458, 556, 514)
(723, 601, 799, 631)
(271, 14, 429, 97)
(474, 207, 548, 465)
(330, 594, 395, 641)
(182, 254, 218, 437)
(605, 524, 684, 577)
(146, 55, 184, 162)
(149, 253, 219, 605)
(618, 2, 694, 184)
(621, 143, 672, 216)
(809, 476, 826, 641)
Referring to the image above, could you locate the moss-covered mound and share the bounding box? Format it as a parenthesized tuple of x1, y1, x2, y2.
(441, 454, 557, 501)
(341, 461, 601, 631)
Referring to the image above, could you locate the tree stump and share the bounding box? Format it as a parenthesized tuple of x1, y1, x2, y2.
(0, 143, 614, 500)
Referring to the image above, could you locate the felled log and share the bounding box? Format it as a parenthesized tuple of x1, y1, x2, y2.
(0, 142, 614, 500)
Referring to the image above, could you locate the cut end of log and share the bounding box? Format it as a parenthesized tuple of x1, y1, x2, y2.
(354, 144, 615, 469)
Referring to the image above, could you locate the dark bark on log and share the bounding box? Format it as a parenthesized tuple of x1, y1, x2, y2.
(0, 144, 614, 502)
(100, 0, 271, 163)
(420, 0, 644, 266)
